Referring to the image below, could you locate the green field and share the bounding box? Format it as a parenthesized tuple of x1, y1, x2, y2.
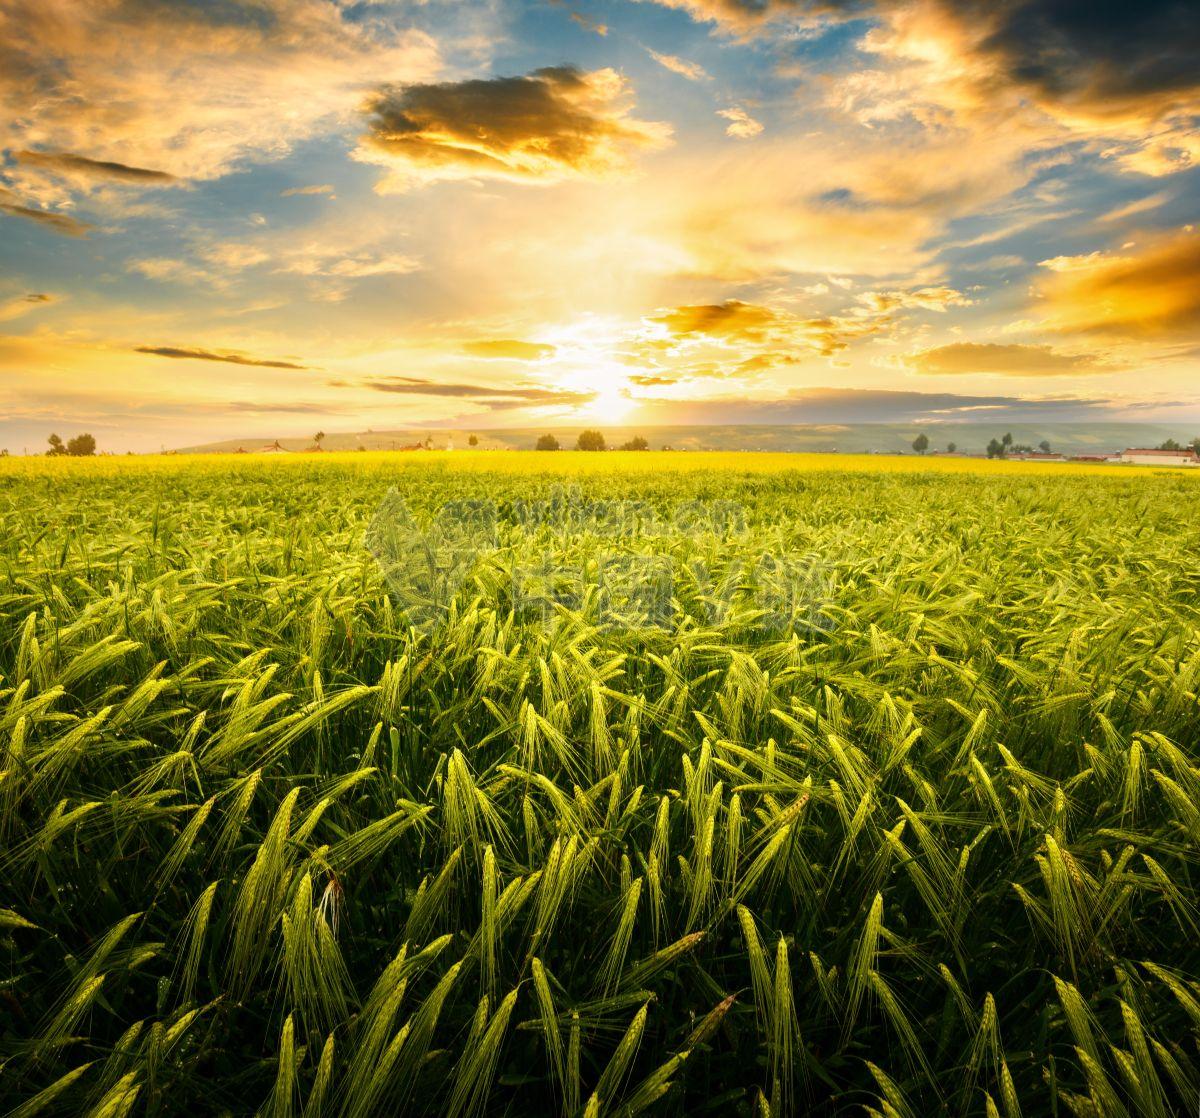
(2, 454, 1199, 1117)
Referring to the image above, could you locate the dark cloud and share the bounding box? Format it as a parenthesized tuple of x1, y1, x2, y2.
(14, 150, 178, 184)
(357, 66, 669, 188)
(966, 0, 1200, 116)
(649, 0, 1200, 124)
(134, 345, 310, 369)
(0, 189, 93, 236)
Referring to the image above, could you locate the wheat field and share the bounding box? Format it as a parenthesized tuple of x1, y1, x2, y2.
(2, 452, 1199, 1117)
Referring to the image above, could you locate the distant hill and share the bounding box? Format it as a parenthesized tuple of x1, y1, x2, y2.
(175, 422, 1191, 457)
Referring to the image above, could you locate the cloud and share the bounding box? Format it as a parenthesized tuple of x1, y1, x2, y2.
(649, 1, 1199, 177)
(904, 342, 1117, 376)
(940, 0, 1200, 127)
(854, 1, 1200, 174)
(280, 184, 336, 197)
(462, 339, 557, 360)
(856, 286, 972, 313)
(645, 291, 957, 357)
(0, 187, 93, 236)
(649, 300, 785, 342)
(1097, 192, 1171, 224)
(0, 0, 440, 189)
(356, 66, 671, 190)
(635, 0, 816, 34)
(134, 346, 310, 370)
(279, 250, 421, 278)
(1036, 228, 1200, 339)
(717, 107, 763, 139)
(571, 12, 609, 36)
(630, 385, 1117, 425)
(652, 0, 1199, 123)
(0, 292, 56, 322)
(643, 124, 1040, 280)
(646, 49, 710, 82)
(14, 150, 177, 184)
(357, 376, 595, 410)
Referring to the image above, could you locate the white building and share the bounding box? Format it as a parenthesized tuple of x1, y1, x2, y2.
(1120, 448, 1200, 466)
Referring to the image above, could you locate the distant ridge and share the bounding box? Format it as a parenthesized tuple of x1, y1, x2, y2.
(174, 422, 1191, 457)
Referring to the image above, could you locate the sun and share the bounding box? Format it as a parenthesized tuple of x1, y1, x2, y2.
(584, 382, 636, 423)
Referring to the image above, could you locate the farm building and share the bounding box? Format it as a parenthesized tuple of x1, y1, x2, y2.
(1120, 448, 1200, 466)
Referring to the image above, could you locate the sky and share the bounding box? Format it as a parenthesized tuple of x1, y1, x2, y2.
(1, 0, 1198, 452)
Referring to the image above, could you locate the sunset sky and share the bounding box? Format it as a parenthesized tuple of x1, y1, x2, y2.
(2, 0, 1198, 451)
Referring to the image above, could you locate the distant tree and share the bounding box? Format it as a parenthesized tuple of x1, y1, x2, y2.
(314, 430, 325, 447)
(912, 433, 929, 455)
(47, 433, 67, 456)
(1193, 438, 1200, 455)
(946, 441, 957, 454)
(468, 434, 479, 447)
(1001, 432, 1013, 448)
(1158, 438, 1184, 451)
(535, 433, 560, 451)
(1039, 440, 1052, 454)
(619, 435, 649, 451)
(986, 437, 1004, 459)
(576, 430, 606, 451)
(67, 433, 97, 456)
(423, 436, 433, 450)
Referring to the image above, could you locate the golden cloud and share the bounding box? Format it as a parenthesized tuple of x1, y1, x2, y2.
(647, 49, 710, 82)
(462, 340, 557, 360)
(357, 67, 671, 190)
(645, 297, 906, 358)
(649, 300, 784, 342)
(904, 342, 1117, 376)
(1037, 229, 1200, 339)
(637, 0, 814, 34)
(0, 0, 439, 195)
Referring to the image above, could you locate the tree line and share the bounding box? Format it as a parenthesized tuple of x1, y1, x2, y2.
(46, 433, 97, 456)
(535, 431, 650, 452)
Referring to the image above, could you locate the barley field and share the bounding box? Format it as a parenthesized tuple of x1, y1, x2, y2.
(2, 452, 1199, 1118)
